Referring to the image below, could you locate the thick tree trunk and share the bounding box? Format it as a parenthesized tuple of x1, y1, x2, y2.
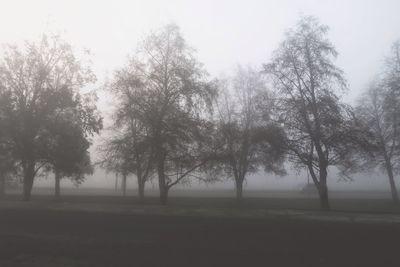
(160, 186, 169, 205)
(138, 178, 145, 200)
(307, 164, 330, 210)
(23, 162, 35, 201)
(158, 171, 169, 205)
(54, 171, 61, 201)
(235, 179, 244, 201)
(384, 159, 399, 203)
(318, 167, 330, 211)
(318, 183, 330, 210)
(388, 172, 399, 204)
(122, 173, 127, 197)
(0, 173, 5, 197)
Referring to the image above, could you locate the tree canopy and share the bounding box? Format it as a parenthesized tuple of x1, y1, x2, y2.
(212, 66, 286, 200)
(263, 16, 367, 210)
(356, 40, 400, 203)
(103, 24, 217, 204)
(0, 34, 102, 200)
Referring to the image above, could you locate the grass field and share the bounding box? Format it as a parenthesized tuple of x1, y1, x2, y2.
(1, 188, 400, 266)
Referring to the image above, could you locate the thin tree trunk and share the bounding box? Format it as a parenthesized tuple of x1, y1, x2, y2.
(157, 151, 168, 205)
(54, 171, 61, 201)
(23, 162, 35, 201)
(122, 173, 127, 197)
(114, 173, 119, 191)
(0, 173, 5, 197)
(137, 164, 145, 200)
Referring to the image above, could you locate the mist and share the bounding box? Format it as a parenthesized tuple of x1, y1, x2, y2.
(1, 0, 398, 191)
(1, 1, 400, 266)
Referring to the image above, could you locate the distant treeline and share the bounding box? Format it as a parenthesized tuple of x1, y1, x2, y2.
(0, 16, 399, 210)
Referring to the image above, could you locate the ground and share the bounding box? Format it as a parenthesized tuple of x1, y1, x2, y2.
(1, 190, 400, 266)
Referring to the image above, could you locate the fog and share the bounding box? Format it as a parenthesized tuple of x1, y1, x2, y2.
(2, 0, 399, 99)
(2, 3, 400, 266)
(1, 0, 399, 191)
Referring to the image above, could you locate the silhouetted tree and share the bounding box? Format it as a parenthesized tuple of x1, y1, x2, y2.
(0, 93, 17, 196)
(263, 16, 365, 210)
(99, 132, 146, 198)
(101, 59, 156, 199)
(111, 24, 216, 204)
(213, 66, 286, 201)
(0, 34, 101, 201)
(356, 41, 400, 203)
(0, 142, 16, 197)
(42, 104, 98, 200)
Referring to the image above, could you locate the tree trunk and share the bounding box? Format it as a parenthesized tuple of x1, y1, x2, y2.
(307, 164, 330, 210)
(122, 173, 127, 197)
(160, 185, 169, 205)
(158, 174, 169, 204)
(318, 167, 330, 211)
(23, 161, 35, 201)
(137, 164, 145, 200)
(0, 173, 5, 197)
(157, 150, 168, 205)
(388, 172, 399, 204)
(384, 159, 399, 203)
(114, 173, 119, 191)
(235, 179, 244, 201)
(54, 171, 61, 201)
(138, 178, 145, 200)
(318, 183, 330, 210)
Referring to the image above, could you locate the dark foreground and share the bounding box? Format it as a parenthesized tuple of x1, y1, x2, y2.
(1, 207, 400, 267)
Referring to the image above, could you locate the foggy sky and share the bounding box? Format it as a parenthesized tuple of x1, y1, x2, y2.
(1, 0, 399, 190)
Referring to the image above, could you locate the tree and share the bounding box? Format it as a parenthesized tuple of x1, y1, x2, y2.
(0, 91, 17, 197)
(99, 131, 151, 198)
(0, 34, 101, 201)
(109, 24, 216, 204)
(263, 16, 365, 210)
(101, 60, 156, 199)
(213, 66, 286, 201)
(0, 142, 17, 197)
(43, 103, 98, 200)
(356, 41, 400, 203)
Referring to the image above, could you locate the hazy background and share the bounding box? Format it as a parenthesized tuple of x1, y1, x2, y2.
(1, 0, 399, 191)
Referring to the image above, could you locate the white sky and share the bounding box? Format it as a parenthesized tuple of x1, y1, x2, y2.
(1, 0, 399, 98)
(1, 0, 399, 190)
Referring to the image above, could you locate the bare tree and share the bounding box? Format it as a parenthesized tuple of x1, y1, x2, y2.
(113, 24, 216, 204)
(99, 130, 152, 199)
(263, 16, 365, 210)
(99, 134, 129, 197)
(356, 41, 400, 203)
(101, 55, 156, 199)
(213, 66, 286, 201)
